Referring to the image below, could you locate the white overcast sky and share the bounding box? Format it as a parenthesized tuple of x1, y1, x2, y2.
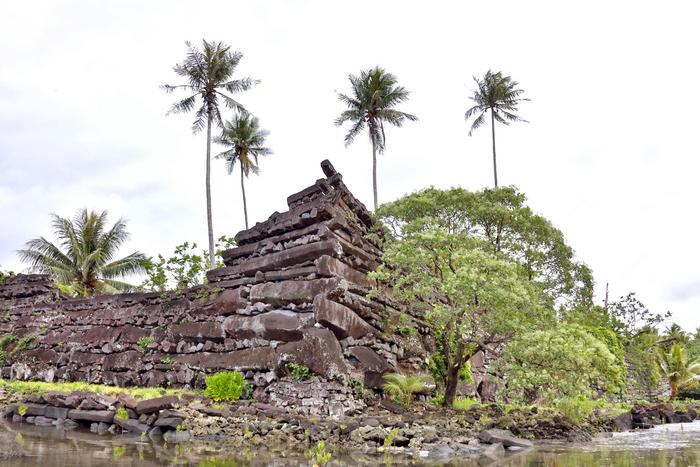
(1, 1, 698, 331)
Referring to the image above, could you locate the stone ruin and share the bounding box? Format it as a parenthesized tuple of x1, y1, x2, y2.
(0, 161, 443, 415)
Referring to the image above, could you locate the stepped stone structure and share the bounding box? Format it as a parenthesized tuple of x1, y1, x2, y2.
(0, 161, 433, 412)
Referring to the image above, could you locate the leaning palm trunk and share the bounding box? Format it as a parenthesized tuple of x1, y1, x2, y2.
(205, 115, 216, 267)
(491, 110, 498, 188)
(241, 164, 249, 229)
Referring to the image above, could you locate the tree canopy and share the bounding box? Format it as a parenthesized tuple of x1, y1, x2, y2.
(18, 209, 146, 297)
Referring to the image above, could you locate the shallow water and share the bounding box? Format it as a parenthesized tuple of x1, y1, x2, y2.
(0, 420, 699, 466)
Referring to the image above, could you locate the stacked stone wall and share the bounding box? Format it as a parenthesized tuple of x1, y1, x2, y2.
(0, 161, 432, 413)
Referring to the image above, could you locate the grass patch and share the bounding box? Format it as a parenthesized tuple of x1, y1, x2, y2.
(453, 397, 480, 411)
(0, 379, 193, 400)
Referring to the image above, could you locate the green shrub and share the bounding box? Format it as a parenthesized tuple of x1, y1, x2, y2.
(554, 396, 603, 423)
(115, 407, 129, 420)
(204, 371, 246, 402)
(286, 362, 313, 381)
(18, 404, 28, 416)
(137, 336, 154, 353)
(382, 373, 433, 406)
(305, 440, 332, 465)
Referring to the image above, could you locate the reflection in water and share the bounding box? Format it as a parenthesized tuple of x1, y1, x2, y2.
(0, 420, 699, 466)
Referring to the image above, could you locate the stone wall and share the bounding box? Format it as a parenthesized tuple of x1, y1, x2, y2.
(0, 161, 432, 412)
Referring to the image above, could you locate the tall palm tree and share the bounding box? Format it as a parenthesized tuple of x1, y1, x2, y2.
(656, 344, 700, 400)
(663, 323, 689, 345)
(162, 40, 257, 266)
(215, 114, 272, 229)
(335, 67, 417, 210)
(17, 209, 147, 297)
(465, 70, 529, 188)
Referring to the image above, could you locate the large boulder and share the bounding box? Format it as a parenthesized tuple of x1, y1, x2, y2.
(276, 328, 347, 379)
(347, 346, 392, 388)
(478, 429, 533, 448)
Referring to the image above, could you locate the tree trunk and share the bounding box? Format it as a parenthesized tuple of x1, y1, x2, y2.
(443, 364, 461, 407)
(205, 115, 216, 267)
(670, 379, 678, 400)
(491, 109, 498, 188)
(241, 164, 249, 230)
(372, 134, 378, 211)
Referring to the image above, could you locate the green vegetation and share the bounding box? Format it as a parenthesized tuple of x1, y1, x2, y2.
(140, 236, 235, 293)
(498, 325, 625, 404)
(383, 427, 400, 447)
(17, 209, 147, 297)
(17, 404, 27, 417)
(115, 407, 129, 420)
(304, 440, 332, 466)
(0, 266, 14, 284)
(137, 336, 154, 353)
(286, 362, 313, 381)
(464, 70, 528, 188)
(335, 66, 417, 210)
(656, 343, 700, 400)
(0, 379, 188, 399)
(381, 373, 432, 406)
(204, 371, 246, 402)
(215, 113, 272, 229)
(453, 397, 479, 411)
(163, 39, 257, 266)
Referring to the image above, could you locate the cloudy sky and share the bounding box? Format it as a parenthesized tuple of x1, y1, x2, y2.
(1, 1, 698, 330)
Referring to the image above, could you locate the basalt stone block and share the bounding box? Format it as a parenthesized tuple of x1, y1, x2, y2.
(223, 310, 314, 341)
(69, 351, 105, 366)
(68, 409, 115, 423)
(154, 416, 184, 429)
(347, 346, 392, 387)
(45, 406, 69, 420)
(135, 395, 179, 414)
(104, 351, 142, 371)
(315, 255, 372, 288)
(23, 349, 58, 363)
(248, 278, 342, 307)
(276, 328, 347, 379)
(117, 393, 139, 411)
(21, 404, 47, 416)
(169, 322, 225, 341)
(175, 348, 275, 371)
(114, 416, 151, 434)
(192, 288, 248, 316)
(314, 296, 376, 339)
(118, 325, 151, 344)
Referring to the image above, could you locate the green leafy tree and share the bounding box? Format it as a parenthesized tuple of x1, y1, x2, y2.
(663, 323, 689, 346)
(215, 114, 272, 229)
(141, 236, 235, 292)
(656, 343, 700, 400)
(335, 66, 417, 210)
(371, 229, 547, 406)
(0, 266, 14, 284)
(163, 40, 257, 266)
(497, 324, 626, 403)
(376, 186, 593, 310)
(608, 292, 670, 339)
(18, 209, 146, 297)
(465, 70, 529, 188)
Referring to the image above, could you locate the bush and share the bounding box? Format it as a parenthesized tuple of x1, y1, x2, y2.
(382, 373, 433, 406)
(453, 397, 479, 411)
(204, 371, 246, 402)
(554, 396, 604, 423)
(286, 362, 313, 381)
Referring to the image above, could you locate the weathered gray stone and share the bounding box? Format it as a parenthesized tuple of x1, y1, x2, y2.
(114, 416, 151, 434)
(169, 322, 225, 341)
(154, 416, 184, 429)
(314, 296, 376, 339)
(44, 406, 69, 420)
(163, 430, 191, 443)
(478, 429, 533, 448)
(277, 328, 347, 379)
(175, 348, 275, 371)
(223, 310, 313, 341)
(135, 395, 179, 414)
(68, 410, 115, 423)
(104, 351, 142, 371)
(249, 279, 342, 307)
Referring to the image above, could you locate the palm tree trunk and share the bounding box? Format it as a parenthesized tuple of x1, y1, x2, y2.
(491, 110, 498, 188)
(205, 115, 216, 267)
(372, 134, 378, 211)
(241, 164, 249, 230)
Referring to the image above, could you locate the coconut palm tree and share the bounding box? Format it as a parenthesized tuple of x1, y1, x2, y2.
(162, 40, 258, 266)
(663, 323, 689, 346)
(335, 67, 417, 210)
(656, 344, 700, 399)
(17, 209, 147, 297)
(465, 70, 529, 188)
(215, 114, 272, 229)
